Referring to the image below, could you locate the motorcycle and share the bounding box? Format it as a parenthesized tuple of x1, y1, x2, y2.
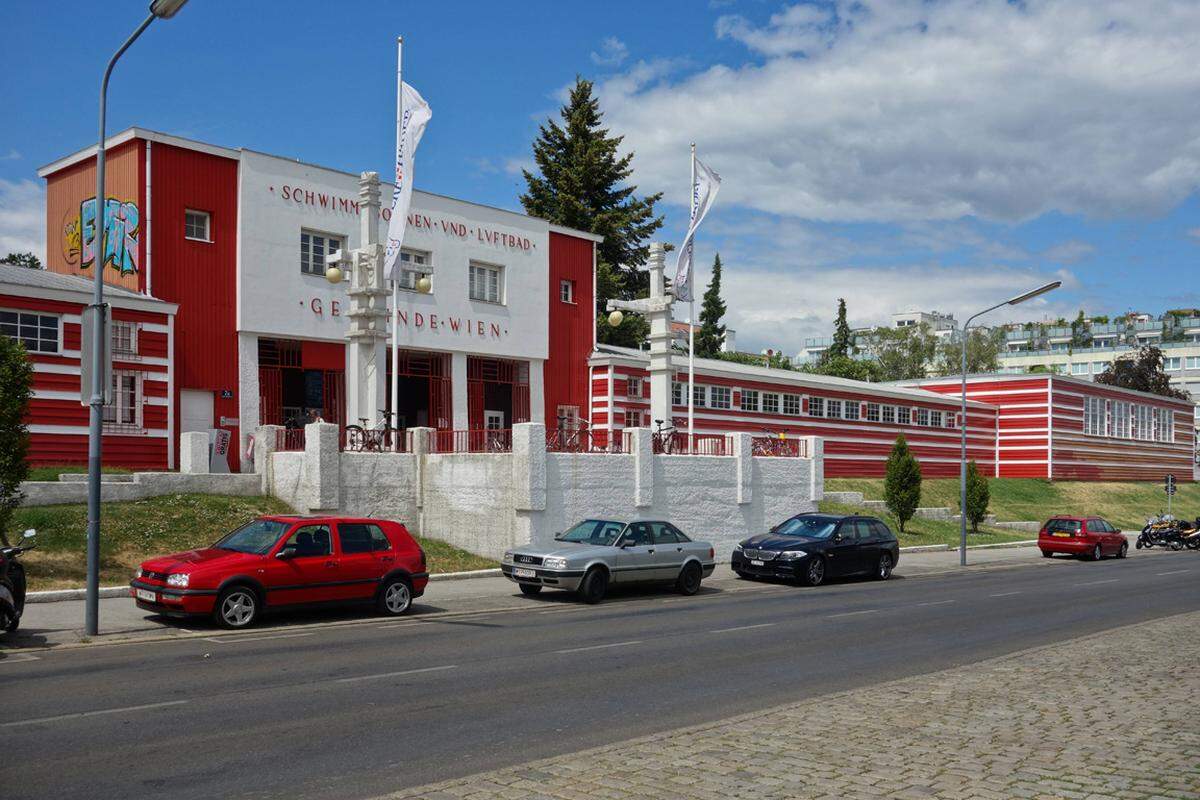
(1137, 515, 1168, 549)
(1179, 517, 1200, 550)
(0, 528, 37, 634)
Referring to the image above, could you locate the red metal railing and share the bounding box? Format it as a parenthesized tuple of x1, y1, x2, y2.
(342, 427, 408, 453)
(546, 428, 627, 454)
(750, 436, 808, 458)
(275, 427, 306, 452)
(432, 429, 512, 454)
(652, 432, 732, 456)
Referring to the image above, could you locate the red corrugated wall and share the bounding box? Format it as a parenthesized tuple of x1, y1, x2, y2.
(544, 232, 594, 425)
(148, 143, 241, 468)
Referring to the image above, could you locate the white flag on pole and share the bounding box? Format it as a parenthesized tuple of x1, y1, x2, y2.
(672, 156, 721, 303)
(385, 81, 432, 281)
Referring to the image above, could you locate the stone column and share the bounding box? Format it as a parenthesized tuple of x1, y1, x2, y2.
(408, 427, 434, 510)
(179, 431, 209, 475)
(804, 436, 824, 503)
(254, 424, 283, 494)
(344, 172, 390, 429)
(451, 352, 469, 430)
(733, 431, 753, 505)
(303, 422, 341, 513)
(645, 243, 675, 428)
(237, 332, 260, 473)
(512, 422, 546, 549)
(630, 427, 653, 508)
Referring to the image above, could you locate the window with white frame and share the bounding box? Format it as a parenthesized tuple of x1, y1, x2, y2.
(1093, 362, 1108, 374)
(826, 399, 843, 419)
(915, 407, 930, 426)
(1071, 362, 1089, 376)
(945, 412, 957, 428)
(624, 408, 643, 428)
(672, 382, 685, 406)
(882, 405, 896, 424)
(1112, 400, 1131, 439)
(300, 230, 343, 276)
(184, 209, 211, 242)
(560, 280, 575, 304)
(556, 404, 581, 431)
(783, 394, 802, 415)
(1083, 396, 1106, 436)
(808, 396, 825, 418)
(1188, 356, 1200, 370)
(469, 262, 503, 303)
(930, 410, 943, 428)
(102, 370, 141, 430)
(897, 406, 911, 425)
(740, 389, 759, 412)
(627, 376, 642, 398)
(396, 249, 434, 292)
(1164, 357, 1182, 371)
(844, 401, 860, 421)
(710, 386, 731, 409)
(111, 320, 138, 357)
(0, 309, 59, 353)
(1135, 404, 1152, 440)
(1157, 408, 1175, 442)
(866, 402, 881, 422)
(762, 393, 780, 414)
(692, 383, 707, 408)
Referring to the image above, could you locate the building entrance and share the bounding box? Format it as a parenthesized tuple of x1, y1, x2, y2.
(384, 350, 452, 430)
(258, 338, 345, 428)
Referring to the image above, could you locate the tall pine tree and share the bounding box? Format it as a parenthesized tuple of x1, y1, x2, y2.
(828, 298, 852, 360)
(520, 78, 663, 347)
(694, 253, 727, 358)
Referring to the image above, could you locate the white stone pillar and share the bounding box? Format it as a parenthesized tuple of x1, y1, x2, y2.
(237, 332, 259, 473)
(630, 427, 653, 508)
(804, 436, 824, 503)
(512, 422, 547, 549)
(344, 172, 390, 429)
(528, 359, 545, 424)
(303, 422, 341, 513)
(254, 424, 283, 494)
(451, 352, 469, 430)
(645, 243, 674, 427)
(408, 426, 434, 510)
(179, 431, 209, 474)
(733, 431, 753, 505)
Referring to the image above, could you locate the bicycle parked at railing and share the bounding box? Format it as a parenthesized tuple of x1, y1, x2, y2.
(652, 419, 679, 454)
(345, 409, 405, 452)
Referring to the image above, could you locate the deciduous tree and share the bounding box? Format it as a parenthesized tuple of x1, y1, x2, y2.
(0, 334, 33, 545)
(962, 460, 990, 533)
(1095, 346, 1189, 400)
(884, 434, 921, 533)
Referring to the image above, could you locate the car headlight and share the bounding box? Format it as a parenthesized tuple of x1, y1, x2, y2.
(542, 556, 568, 570)
(777, 550, 808, 559)
(502, 551, 514, 565)
(165, 573, 190, 588)
(135, 567, 144, 579)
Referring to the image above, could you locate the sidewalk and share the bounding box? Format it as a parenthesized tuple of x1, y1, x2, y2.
(2, 541, 1124, 651)
(381, 610, 1200, 800)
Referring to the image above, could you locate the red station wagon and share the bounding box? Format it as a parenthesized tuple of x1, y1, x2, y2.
(130, 516, 428, 628)
(1038, 515, 1128, 561)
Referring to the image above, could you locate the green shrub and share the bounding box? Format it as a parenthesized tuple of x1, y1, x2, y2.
(884, 434, 921, 532)
(962, 460, 990, 532)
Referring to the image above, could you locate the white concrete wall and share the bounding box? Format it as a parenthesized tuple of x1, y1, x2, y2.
(20, 472, 264, 507)
(264, 422, 823, 561)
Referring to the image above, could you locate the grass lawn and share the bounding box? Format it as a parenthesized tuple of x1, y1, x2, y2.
(825, 477, 1199, 531)
(25, 464, 134, 482)
(817, 499, 1033, 549)
(14, 494, 497, 592)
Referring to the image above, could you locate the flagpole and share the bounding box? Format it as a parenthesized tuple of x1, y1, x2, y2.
(390, 35, 402, 450)
(687, 142, 696, 454)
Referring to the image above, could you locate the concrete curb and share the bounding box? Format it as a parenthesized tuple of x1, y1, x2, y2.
(428, 568, 502, 581)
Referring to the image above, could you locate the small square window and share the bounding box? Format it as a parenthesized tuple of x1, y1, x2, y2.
(740, 390, 759, 412)
(710, 386, 731, 409)
(185, 210, 211, 242)
(809, 397, 825, 418)
(896, 406, 911, 425)
(397, 249, 434, 293)
(844, 401, 860, 421)
(301, 230, 344, 276)
(672, 382, 684, 406)
(692, 384, 707, 408)
(560, 280, 575, 304)
(866, 403, 880, 422)
(882, 405, 896, 424)
(470, 262, 504, 304)
(762, 393, 780, 414)
(627, 376, 642, 398)
(827, 399, 842, 419)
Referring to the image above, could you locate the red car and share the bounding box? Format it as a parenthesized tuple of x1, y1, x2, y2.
(130, 515, 427, 628)
(1038, 516, 1128, 561)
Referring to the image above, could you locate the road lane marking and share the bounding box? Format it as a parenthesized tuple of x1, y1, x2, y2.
(204, 633, 313, 644)
(990, 591, 1022, 597)
(1, 700, 188, 729)
(711, 623, 775, 634)
(1073, 578, 1120, 587)
(829, 609, 879, 619)
(335, 665, 458, 684)
(1157, 569, 1191, 576)
(0, 653, 40, 665)
(555, 640, 642, 654)
(917, 600, 955, 607)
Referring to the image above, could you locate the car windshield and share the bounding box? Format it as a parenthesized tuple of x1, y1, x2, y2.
(772, 515, 838, 539)
(558, 519, 626, 546)
(214, 519, 290, 554)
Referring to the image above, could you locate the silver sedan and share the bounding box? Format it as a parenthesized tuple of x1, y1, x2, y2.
(502, 519, 716, 604)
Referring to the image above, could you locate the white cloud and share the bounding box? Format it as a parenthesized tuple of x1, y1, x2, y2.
(1041, 240, 1096, 264)
(0, 150, 20, 161)
(590, 36, 629, 67)
(0, 178, 45, 262)
(598, 0, 1200, 224)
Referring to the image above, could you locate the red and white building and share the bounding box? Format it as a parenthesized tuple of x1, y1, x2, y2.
(905, 374, 1197, 482)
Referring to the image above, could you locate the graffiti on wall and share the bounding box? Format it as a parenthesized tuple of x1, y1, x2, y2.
(62, 196, 140, 275)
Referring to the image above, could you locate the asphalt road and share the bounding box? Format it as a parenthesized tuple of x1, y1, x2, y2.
(2, 550, 1197, 800)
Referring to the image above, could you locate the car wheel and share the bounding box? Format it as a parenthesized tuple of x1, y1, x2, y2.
(377, 576, 413, 616)
(1117, 542, 1128, 559)
(875, 553, 893, 581)
(577, 567, 608, 604)
(518, 583, 543, 596)
(1090, 544, 1102, 561)
(801, 558, 826, 587)
(675, 562, 703, 596)
(215, 585, 260, 629)
(1041, 550, 1053, 558)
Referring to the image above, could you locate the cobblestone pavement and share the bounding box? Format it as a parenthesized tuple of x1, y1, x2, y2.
(383, 611, 1200, 800)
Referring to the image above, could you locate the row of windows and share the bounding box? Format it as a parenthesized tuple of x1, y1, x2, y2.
(1083, 397, 1175, 443)
(1, 311, 141, 357)
(665, 381, 958, 428)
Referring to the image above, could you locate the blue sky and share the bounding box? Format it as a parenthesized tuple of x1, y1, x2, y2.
(3, 0, 1199, 355)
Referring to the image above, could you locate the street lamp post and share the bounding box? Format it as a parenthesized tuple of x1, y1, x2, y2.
(85, 0, 189, 637)
(958, 280, 1062, 567)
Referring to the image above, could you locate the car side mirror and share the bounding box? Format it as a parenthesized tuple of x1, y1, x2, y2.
(620, 540, 637, 549)
(553, 531, 563, 541)
(276, 545, 297, 560)
(832, 533, 843, 543)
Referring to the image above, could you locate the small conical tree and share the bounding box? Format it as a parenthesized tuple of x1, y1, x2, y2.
(0, 333, 33, 545)
(828, 298, 852, 360)
(694, 253, 727, 358)
(962, 460, 990, 533)
(884, 434, 921, 533)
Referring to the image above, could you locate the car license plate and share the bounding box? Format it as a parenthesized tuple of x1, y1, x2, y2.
(513, 568, 536, 579)
(1051, 532, 1071, 538)
(135, 588, 156, 602)
(750, 559, 764, 566)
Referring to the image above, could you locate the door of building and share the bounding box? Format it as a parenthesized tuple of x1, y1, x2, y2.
(180, 389, 214, 433)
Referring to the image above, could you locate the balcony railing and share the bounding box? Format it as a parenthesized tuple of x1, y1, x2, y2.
(750, 436, 808, 457)
(275, 427, 306, 452)
(432, 428, 512, 454)
(343, 427, 408, 453)
(652, 432, 732, 456)
(546, 428, 627, 454)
